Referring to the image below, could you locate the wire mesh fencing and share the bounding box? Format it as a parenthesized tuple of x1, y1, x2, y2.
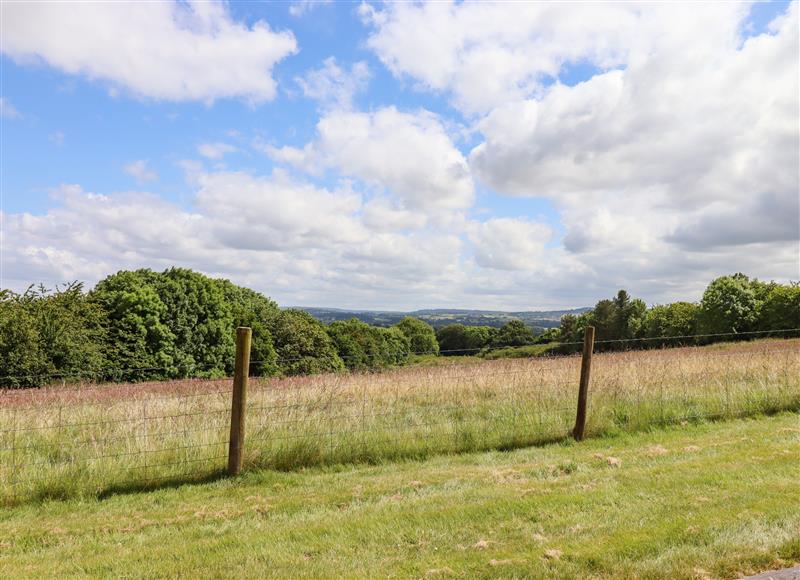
(0, 331, 798, 506)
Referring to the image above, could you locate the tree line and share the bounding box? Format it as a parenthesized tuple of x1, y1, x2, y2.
(1, 269, 797, 388)
(556, 273, 800, 352)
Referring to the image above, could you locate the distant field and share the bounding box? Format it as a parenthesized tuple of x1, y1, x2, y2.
(0, 414, 798, 578)
(1, 338, 798, 505)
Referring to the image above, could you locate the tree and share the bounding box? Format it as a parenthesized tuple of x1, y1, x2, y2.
(699, 273, 761, 335)
(492, 320, 535, 347)
(436, 324, 495, 355)
(33, 282, 107, 381)
(327, 318, 410, 370)
(269, 310, 344, 376)
(1, 284, 107, 387)
(642, 302, 699, 346)
(216, 280, 280, 377)
(91, 270, 176, 381)
(0, 289, 47, 388)
(327, 318, 383, 371)
(151, 268, 234, 377)
(395, 316, 439, 356)
(377, 326, 411, 366)
(758, 283, 800, 331)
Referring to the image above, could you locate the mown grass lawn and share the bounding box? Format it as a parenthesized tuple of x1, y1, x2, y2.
(1, 413, 798, 579)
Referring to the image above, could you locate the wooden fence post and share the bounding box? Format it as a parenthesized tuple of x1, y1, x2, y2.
(228, 327, 252, 476)
(573, 326, 595, 441)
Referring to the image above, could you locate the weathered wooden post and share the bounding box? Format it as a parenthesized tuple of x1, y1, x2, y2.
(228, 327, 252, 476)
(572, 326, 595, 441)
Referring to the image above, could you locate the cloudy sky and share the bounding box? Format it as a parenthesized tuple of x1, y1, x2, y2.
(1, 1, 798, 310)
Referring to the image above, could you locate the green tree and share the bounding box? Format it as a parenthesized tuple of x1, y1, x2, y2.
(436, 324, 495, 355)
(216, 280, 280, 377)
(758, 283, 800, 331)
(90, 270, 175, 381)
(377, 326, 411, 366)
(492, 320, 535, 347)
(642, 302, 699, 346)
(33, 282, 107, 380)
(152, 268, 234, 377)
(0, 289, 47, 388)
(1, 284, 107, 387)
(327, 318, 410, 370)
(269, 310, 344, 376)
(699, 273, 761, 335)
(395, 317, 439, 356)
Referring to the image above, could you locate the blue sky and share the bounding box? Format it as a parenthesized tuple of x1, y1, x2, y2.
(2, 1, 797, 310)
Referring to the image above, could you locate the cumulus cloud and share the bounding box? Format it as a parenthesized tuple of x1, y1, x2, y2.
(268, 107, 474, 212)
(193, 169, 366, 251)
(362, 1, 644, 114)
(2, 170, 470, 307)
(123, 160, 158, 183)
(468, 218, 552, 271)
(1, 1, 297, 103)
(4, 1, 798, 310)
(296, 57, 370, 110)
(357, 0, 799, 301)
(468, 2, 798, 264)
(197, 142, 238, 160)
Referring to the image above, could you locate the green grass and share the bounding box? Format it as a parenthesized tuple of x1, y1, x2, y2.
(480, 342, 558, 359)
(1, 339, 798, 505)
(0, 413, 798, 578)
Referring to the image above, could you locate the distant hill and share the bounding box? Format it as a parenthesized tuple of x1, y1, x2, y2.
(290, 306, 591, 332)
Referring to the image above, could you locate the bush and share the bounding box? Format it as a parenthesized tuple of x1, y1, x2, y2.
(270, 310, 344, 376)
(395, 317, 439, 356)
(699, 273, 761, 335)
(1, 284, 107, 387)
(436, 324, 495, 356)
(327, 318, 410, 371)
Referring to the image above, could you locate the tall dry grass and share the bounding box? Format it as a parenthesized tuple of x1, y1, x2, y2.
(1, 338, 798, 505)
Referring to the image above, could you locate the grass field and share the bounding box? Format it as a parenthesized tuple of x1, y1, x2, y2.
(1, 338, 798, 505)
(0, 413, 798, 578)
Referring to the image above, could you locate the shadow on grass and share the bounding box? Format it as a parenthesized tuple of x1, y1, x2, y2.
(97, 470, 229, 501)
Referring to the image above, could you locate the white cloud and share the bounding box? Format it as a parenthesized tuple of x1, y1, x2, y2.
(354, 1, 799, 303)
(0, 98, 21, 119)
(197, 142, 238, 160)
(1, 1, 297, 103)
(289, 0, 332, 18)
(268, 107, 474, 212)
(193, 169, 366, 251)
(1, 173, 475, 308)
(4, 1, 798, 310)
(469, 2, 799, 260)
(468, 218, 552, 271)
(123, 160, 158, 183)
(363, 1, 646, 115)
(296, 57, 370, 110)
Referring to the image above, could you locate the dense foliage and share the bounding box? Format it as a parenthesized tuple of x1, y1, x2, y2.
(0, 269, 796, 388)
(327, 318, 410, 371)
(557, 274, 799, 352)
(395, 317, 439, 356)
(0, 284, 106, 387)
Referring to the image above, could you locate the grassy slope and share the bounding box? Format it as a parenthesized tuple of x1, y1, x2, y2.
(1, 413, 798, 579)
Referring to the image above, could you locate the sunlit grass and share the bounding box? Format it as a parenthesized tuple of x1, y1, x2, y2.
(1, 338, 798, 505)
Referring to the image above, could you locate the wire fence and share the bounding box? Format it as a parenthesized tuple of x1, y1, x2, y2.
(0, 330, 798, 505)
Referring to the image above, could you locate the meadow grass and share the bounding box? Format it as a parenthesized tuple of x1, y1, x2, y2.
(0, 338, 798, 505)
(0, 413, 798, 578)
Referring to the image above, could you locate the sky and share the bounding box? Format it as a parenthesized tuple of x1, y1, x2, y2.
(1, 0, 798, 311)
